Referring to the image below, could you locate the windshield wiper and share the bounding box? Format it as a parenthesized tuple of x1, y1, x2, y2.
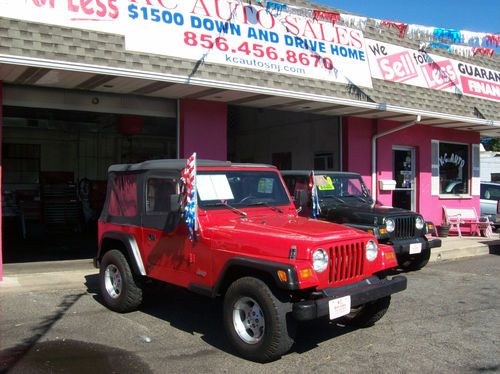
(321, 196, 346, 203)
(247, 201, 284, 213)
(202, 201, 247, 217)
(342, 194, 369, 202)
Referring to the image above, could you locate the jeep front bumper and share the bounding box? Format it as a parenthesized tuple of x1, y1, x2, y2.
(390, 237, 441, 255)
(292, 275, 407, 321)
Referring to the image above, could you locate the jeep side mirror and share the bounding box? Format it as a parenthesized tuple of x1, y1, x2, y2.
(170, 194, 181, 212)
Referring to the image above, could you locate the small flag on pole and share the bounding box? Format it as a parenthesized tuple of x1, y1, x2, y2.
(181, 153, 198, 241)
(309, 171, 320, 219)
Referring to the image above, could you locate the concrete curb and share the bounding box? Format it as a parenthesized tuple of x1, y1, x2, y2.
(0, 268, 98, 293)
(430, 236, 500, 262)
(0, 260, 97, 294)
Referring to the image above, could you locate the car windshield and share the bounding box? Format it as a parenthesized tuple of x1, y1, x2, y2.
(314, 174, 370, 200)
(197, 170, 290, 210)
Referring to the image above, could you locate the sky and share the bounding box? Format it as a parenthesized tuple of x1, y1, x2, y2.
(316, 0, 500, 34)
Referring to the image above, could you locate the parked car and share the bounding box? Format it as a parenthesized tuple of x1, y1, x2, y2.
(281, 170, 441, 271)
(95, 159, 406, 362)
(480, 181, 500, 228)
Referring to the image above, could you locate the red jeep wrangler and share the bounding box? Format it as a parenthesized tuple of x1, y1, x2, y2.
(95, 159, 406, 362)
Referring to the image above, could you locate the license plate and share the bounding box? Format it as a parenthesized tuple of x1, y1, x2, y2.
(328, 295, 351, 320)
(409, 242, 422, 254)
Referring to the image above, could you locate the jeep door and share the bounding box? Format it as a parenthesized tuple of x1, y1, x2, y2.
(141, 172, 192, 285)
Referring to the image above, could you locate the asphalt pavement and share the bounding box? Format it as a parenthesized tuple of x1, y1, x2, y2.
(0, 238, 499, 373)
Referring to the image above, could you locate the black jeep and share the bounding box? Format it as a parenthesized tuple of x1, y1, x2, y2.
(281, 170, 442, 271)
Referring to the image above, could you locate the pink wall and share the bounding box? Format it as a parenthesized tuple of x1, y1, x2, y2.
(179, 99, 227, 160)
(0, 80, 3, 280)
(343, 117, 375, 174)
(343, 116, 481, 225)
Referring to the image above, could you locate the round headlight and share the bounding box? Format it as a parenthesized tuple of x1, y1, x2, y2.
(415, 216, 424, 230)
(385, 218, 395, 233)
(366, 240, 378, 262)
(312, 248, 328, 273)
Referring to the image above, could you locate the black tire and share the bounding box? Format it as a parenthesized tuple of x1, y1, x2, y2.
(223, 277, 295, 362)
(340, 296, 391, 328)
(399, 247, 431, 271)
(99, 250, 143, 313)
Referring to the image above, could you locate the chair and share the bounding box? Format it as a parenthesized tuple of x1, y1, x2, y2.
(443, 206, 493, 237)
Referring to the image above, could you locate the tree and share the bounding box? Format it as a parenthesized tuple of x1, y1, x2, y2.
(481, 138, 500, 152)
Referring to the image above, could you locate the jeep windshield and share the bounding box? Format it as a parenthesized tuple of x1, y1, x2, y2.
(314, 174, 371, 202)
(197, 170, 290, 210)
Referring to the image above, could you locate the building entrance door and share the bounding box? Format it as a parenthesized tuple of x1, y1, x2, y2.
(392, 147, 416, 211)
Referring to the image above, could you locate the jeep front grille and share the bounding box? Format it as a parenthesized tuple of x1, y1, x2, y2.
(394, 217, 416, 239)
(328, 241, 365, 284)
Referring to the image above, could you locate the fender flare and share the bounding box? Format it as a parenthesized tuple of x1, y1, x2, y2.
(207, 257, 300, 297)
(98, 231, 146, 276)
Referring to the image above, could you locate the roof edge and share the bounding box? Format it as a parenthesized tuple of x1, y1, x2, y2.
(2, 54, 499, 130)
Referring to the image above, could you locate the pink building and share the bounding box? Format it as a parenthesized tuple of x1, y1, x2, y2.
(0, 0, 498, 278)
(343, 117, 482, 225)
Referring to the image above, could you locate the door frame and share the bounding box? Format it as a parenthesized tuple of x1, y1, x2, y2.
(392, 146, 416, 211)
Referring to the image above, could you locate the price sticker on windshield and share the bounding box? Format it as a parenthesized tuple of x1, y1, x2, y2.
(315, 175, 335, 191)
(197, 175, 234, 201)
(257, 178, 274, 194)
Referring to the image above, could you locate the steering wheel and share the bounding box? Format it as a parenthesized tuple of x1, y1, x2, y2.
(239, 195, 256, 204)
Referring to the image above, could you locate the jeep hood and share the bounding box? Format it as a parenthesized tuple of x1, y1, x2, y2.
(205, 213, 373, 261)
(321, 201, 418, 225)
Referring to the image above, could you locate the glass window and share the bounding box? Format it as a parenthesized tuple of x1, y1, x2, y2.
(108, 174, 138, 217)
(439, 143, 469, 195)
(314, 153, 334, 170)
(481, 184, 500, 200)
(197, 170, 290, 209)
(146, 178, 178, 214)
(316, 175, 369, 199)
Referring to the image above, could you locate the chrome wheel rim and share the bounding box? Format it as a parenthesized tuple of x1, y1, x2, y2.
(232, 296, 265, 344)
(104, 264, 122, 299)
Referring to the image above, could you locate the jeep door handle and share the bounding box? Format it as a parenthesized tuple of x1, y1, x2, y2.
(148, 234, 156, 241)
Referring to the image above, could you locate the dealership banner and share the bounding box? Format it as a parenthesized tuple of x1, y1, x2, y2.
(366, 39, 500, 102)
(123, 1, 373, 88)
(0, 0, 127, 34)
(0, 0, 373, 88)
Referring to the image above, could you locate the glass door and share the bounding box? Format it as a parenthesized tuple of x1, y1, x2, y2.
(392, 147, 415, 211)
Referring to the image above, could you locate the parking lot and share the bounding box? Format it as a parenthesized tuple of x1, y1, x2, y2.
(1, 253, 499, 374)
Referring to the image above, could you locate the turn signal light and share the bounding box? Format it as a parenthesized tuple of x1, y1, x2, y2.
(299, 268, 313, 280)
(277, 270, 288, 283)
(367, 229, 374, 235)
(384, 251, 396, 261)
(379, 228, 388, 235)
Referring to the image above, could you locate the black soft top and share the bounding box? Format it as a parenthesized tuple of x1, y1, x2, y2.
(108, 159, 276, 173)
(280, 170, 362, 178)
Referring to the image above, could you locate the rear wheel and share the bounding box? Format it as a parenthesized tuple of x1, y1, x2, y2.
(99, 249, 143, 313)
(339, 296, 391, 328)
(223, 277, 295, 362)
(399, 247, 431, 271)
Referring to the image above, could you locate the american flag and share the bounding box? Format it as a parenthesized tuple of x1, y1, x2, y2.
(309, 171, 320, 219)
(181, 153, 198, 241)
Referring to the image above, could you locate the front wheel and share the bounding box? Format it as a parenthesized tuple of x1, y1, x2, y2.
(399, 247, 431, 271)
(99, 249, 143, 313)
(223, 277, 295, 362)
(339, 296, 391, 328)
